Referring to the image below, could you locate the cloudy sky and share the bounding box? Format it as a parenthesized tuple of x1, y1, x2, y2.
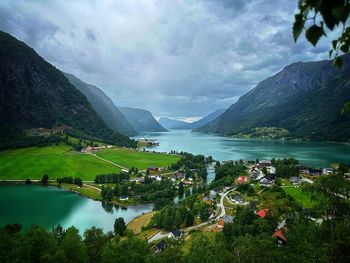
(0, 0, 331, 120)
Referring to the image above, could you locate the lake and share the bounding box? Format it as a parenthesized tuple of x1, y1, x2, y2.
(2, 130, 349, 233)
(0, 185, 153, 233)
(136, 130, 350, 168)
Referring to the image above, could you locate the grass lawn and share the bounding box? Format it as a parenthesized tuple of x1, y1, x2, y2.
(127, 212, 155, 234)
(96, 148, 180, 170)
(283, 186, 316, 208)
(0, 145, 120, 181)
(60, 183, 102, 200)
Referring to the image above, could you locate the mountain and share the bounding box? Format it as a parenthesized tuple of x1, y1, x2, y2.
(63, 73, 136, 136)
(118, 107, 167, 133)
(158, 117, 188, 129)
(197, 55, 350, 141)
(177, 109, 226, 130)
(0, 31, 135, 148)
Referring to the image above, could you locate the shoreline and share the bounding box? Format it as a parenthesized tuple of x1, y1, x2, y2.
(0, 180, 153, 208)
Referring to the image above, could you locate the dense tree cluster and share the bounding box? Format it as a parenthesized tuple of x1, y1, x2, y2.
(57, 176, 83, 187)
(170, 152, 209, 181)
(210, 161, 247, 188)
(94, 172, 130, 184)
(272, 158, 299, 178)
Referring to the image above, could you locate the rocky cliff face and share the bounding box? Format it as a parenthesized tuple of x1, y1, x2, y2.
(197, 55, 350, 141)
(0, 31, 135, 147)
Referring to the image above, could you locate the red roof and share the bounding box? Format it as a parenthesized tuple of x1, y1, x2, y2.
(273, 228, 288, 241)
(237, 176, 247, 184)
(256, 209, 268, 218)
(217, 220, 225, 227)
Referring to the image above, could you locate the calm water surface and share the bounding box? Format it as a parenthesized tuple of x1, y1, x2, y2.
(0, 185, 153, 233)
(136, 130, 350, 167)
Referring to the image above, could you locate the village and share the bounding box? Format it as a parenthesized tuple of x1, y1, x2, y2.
(123, 157, 349, 252)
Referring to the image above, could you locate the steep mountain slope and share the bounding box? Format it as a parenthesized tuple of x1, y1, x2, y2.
(197, 55, 350, 141)
(177, 109, 226, 130)
(158, 117, 188, 129)
(64, 73, 136, 136)
(118, 107, 167, 132)
(0, 31, 135, 147)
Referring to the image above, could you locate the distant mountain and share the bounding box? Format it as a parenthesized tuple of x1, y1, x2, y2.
(0, 31, 135, 147)
(197, 55, 350, 141)
(158, 117, 188, 129)
(64, 73, 136, 136)
(177, 109, 226, 130)
(119, 107, 167, 133)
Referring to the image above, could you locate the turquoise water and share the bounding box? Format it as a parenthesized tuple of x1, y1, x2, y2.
(0, 185, 153, 233)
(136, 130, 350, 167)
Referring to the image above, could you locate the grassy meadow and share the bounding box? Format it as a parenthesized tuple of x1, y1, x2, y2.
(283, 186, 316, 208)
(0, 145, 180, 181)
(96, 148, 180, 170)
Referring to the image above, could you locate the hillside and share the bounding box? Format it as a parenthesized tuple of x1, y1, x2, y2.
(64, 73, 136, 136)
(177, 109, 226, 130)
(118, 107, 167, 133)
(197, 55, 350, 141)
(158, 117, 187, 129)
(0, 31, 135, 148)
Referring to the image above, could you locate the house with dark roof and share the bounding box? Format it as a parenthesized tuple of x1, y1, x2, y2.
(168, 229, 183, 239)
(259, 178, 273, 187)
(229, 193, 244, 204)
(290, 176, 301, 185)
(155, 240, 165, 252)
(264, 173, 276, 181)
(307, 168, 322, 176)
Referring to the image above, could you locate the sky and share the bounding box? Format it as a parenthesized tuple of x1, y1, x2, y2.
(0, 0, 332, 120)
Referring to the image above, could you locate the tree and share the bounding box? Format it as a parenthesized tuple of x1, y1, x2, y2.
(114, 217, 126, 236)
(74, 177, 83, 187)
(41, 174, 49, 185)
(83, 227, 107, 263)
(178, 182, 184, 197)
(293, 0, 350, 112)
(60, 226, 88, 263)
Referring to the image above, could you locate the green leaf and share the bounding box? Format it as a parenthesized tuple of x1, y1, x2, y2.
(341, 101, 350, 114)
(305, 25, 324, 46)
(329, 49, 333, 58)
(332, 40, 338, 49)
(333, 57, 343, 69)
(293, 14, 305, 41)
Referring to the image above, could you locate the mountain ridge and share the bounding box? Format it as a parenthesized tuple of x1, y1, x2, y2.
(118, 107, 167, 133)
(197, 55, 350, 141)
(63, 73, 137, 136)
(0, 31, 135, 148)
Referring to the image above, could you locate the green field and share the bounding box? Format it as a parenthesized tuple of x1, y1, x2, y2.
(0, 145, 180, 181)
(0, 145, 120, 181)
(96, 148, 180, 170)
(283, 186, 316, 208)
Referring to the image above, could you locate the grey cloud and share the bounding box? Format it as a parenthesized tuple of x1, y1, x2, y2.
(0, 0, 331, 118)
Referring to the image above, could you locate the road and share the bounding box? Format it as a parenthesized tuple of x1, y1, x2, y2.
(217, 188, 234, 219)
(88, 153, 128, 170)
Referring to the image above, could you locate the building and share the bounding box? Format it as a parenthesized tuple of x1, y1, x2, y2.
(259, 178, 273, 187)
(236, 175, 248, 184)
(307, 168, 323, 176)
(168, 229, 183, 239)
(290, 176, 301, 185)
(256, 209, 268, 218)
(230, 193, 244, 204)
(155, 240, 165, 252)
(119, 196, 129, 201)
(273, 228, 288, 246)
(217, 215, 234, 228)
(323, 168, 334, 174)
(258, 160, 272, 168)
